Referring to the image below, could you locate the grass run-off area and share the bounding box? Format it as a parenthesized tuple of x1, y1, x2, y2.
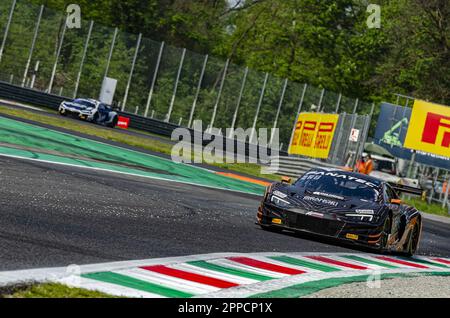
(403, 198, 449, 218)
(0, 105, 281, 181)
(1, 283, 114, 298)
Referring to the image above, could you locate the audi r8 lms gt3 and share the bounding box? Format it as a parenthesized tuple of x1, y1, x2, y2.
(257, 168, 424, 256)
(58, 98, 118, 128)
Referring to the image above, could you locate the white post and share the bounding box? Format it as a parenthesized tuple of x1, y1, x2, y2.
(208, 58, 229, 132)
(288, 83, 308, 152)
(335, 93, 342, 113)
(74, 20, 94, 98)
(317, 88, 325, 112)
(22, 5, 44, 87)
(353, 98, 359, 114)
(188, 54, 208, 128)
(144, 41, 165, 117)
(48, 17, 67, 93)
(249, 72, 269, 143)
(270, 78, 288, 144)
(0, 0, 16, 63)
(165, 48, 186, 122)
(122, 33, 142, 111)
(229, 66, 248, 138)
(103, 27, 118, 81)
(30, 60, 39, 89)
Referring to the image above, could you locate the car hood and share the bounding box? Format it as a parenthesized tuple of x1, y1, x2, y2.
(63, 102, 93, 111)
(269, 182, 382, 216)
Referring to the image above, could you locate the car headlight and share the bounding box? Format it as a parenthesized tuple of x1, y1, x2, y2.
(271, 195, 290, 207)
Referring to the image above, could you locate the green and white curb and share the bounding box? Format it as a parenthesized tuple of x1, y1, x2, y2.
(1, 253, 449, 298)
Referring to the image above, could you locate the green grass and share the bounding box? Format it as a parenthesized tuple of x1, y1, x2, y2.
(2, 283, 115, 298)
(403, 197, 449, 218)
(0, 105, 281, 182)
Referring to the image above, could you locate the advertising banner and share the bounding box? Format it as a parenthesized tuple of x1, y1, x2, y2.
(289, 113, 339, 159)
(373, 103, 450, 169)
(404, 100, 450, 158)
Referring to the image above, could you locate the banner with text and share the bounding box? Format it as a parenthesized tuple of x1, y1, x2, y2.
(289, 113, 339, 159)
(404, 100, 450, 158)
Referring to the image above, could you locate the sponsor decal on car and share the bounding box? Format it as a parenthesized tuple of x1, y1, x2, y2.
(303, 196, 338, 207)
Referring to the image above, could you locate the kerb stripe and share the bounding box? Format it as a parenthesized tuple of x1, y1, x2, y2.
(306, 256, 368, 270)
(141, 265, 238, 288)
(227, 257, 305, 275)
(375, 256, 428, 269)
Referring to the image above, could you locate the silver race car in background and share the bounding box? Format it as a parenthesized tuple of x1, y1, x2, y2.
(58, 98, 118, 128)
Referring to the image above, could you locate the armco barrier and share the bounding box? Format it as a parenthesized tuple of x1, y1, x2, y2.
(0, 81, 285, 160)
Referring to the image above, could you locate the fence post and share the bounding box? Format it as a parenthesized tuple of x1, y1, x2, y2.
(74, 20, 93, 98)
(331, 112, 346, 164)
(22, 5, 44, 87)
(270, 78, 288, 145)
(288, 83, 308, 152)
(428, 168, 439, 204)
(354, 115, 371, 167)
(188, 54, 208, 128)
(352, 98, 359, 114)
(0, 0, 16, 63)
(229, 67, 248, 138)
(249, 72, 269, 143)
(122, 33, 142, 111)
(103, 27, 118, 81)
(144, 41, 165, 117)
(443, 175, 450, 210)
(335, 93, 342, 113)
(208, 58, 229, 132)
(30, 60, 40, 89)
(165, 48, 186, 123)
(48, 17, 67, 93)
(317, 88, 325, 112)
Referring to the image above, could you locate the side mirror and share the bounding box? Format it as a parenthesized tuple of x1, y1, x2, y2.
(390, 199, 402, 205)
(281, 176, 292, 184)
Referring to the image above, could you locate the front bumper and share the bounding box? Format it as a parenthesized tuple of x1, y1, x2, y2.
(257, 202, 384, 247)
(59, 106, 93, 120)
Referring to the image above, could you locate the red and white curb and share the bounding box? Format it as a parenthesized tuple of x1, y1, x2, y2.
(0, 252, 449, 298)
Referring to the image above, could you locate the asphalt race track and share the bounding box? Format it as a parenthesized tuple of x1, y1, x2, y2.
(1, 155, 449, 271)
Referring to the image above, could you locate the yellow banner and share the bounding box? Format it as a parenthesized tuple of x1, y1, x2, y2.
(289, 113, 339, 159)
(404, 100, 450, 158)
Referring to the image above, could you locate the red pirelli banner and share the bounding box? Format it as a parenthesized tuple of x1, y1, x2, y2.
(289, 113, 339, 159)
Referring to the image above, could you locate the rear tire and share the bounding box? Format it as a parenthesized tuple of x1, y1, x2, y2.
(404, 221, 420, 257)
(91, 113, 99, 124)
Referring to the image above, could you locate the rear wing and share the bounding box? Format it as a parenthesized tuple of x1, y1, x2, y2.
(389, 182, 424, 197)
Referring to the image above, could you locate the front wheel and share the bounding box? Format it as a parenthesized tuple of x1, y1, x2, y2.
(107, 116, 118, 128)
(378, 216, 391, 253)
(59, 108, 67, 116)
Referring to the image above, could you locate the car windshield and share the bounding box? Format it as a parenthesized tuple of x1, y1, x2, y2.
(295, 172, 379, 201)
(74, 99, 95, 108)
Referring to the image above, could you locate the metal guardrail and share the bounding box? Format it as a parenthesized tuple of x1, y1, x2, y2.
(266, 155, 342, 178)
(0, 80, 285, 160)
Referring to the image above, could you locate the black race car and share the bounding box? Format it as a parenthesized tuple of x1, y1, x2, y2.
(257, 168, 424, 256)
